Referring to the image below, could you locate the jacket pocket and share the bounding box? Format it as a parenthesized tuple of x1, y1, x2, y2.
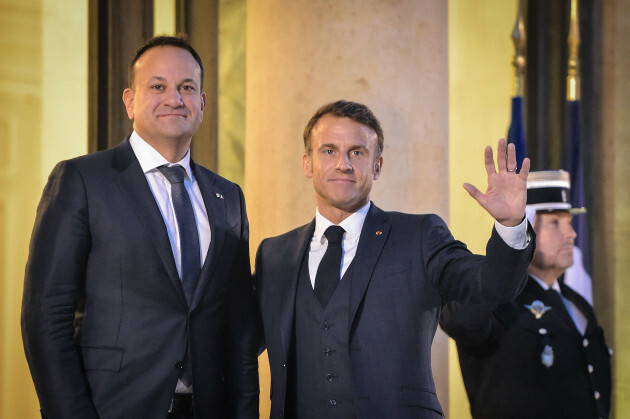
(81, 345, 124, 372)
(400, 387, 443, 415)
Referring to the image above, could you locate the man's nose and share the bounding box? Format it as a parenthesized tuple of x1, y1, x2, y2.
(336, 153, 352, 171)
(166, 87, 184, 107)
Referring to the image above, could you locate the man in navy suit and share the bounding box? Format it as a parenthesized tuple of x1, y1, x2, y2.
(440, 170, 611, 419)
(22, 36, 259, 419)
(255, 100, 535, 418)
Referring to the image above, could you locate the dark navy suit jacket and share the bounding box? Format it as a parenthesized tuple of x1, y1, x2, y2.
(256, 203, 535, 419)
(22, 139, 259, 418)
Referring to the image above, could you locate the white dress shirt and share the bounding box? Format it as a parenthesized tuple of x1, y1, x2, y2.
(130, 131, 211, 277)
(308, 203, 370, 287)
(308, 201, 530, 288)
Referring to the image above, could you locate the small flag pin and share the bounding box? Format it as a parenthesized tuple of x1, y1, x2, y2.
(215, 193, 224, 199)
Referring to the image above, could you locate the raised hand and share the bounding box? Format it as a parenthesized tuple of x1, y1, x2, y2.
(463, 138, 530, 227)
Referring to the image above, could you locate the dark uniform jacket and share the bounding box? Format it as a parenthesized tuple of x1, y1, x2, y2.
(440, 276, 612, 419)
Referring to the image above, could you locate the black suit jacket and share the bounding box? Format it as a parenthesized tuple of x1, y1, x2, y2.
(22, 139, 259, 419)
(255, 203, 534, 418)
(440, 276, 612, 419)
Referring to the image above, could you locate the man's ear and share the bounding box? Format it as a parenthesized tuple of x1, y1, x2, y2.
(201, 92, 207, 111)
(122, 88, 135, 120)
(303, 154, 313, 178)
(373, 156, 383, 179)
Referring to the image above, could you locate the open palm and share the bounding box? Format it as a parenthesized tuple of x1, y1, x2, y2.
(463, 138, 530, 227)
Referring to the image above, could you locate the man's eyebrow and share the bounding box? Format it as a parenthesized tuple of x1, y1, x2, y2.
(349, 144, 369, 151)
(147, 76, 198, 87)
(179, 78, 198, 86)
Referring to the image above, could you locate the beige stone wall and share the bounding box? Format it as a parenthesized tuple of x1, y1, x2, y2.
(244, 0, 449, 254)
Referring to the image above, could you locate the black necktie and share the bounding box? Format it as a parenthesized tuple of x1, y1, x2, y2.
(158, 165, 201, 303)
(314, 226, 345, 308)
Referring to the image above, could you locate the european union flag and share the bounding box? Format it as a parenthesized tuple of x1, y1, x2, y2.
(507, 96, 526, 172)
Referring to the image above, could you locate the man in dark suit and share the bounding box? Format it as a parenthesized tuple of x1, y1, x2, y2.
(21, 36, 259, 419)
(255, 100, 535, 418)
(440, 170, 612, 419)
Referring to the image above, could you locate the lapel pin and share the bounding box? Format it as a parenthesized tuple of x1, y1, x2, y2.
(215, 193, 224, 199)
(524, 300, 552, 319)
(375, 230, 382, 235)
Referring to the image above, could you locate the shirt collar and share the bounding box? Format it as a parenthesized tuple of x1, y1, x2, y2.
(530, 274, 561, 293)
(314, 202, 371, 244)
(129, 131, 194, 180)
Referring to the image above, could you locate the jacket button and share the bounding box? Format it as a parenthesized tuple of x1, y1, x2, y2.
(594, 390, 600, 400)
(538, 328, 547, 335)
(326, 374, 334, 382)
(174, 361, 184, 370)
(329, 399, 337, 406)
(324, 348, 333, 356)
(588, 364, 594, 373)
(583, 338, 589, 347)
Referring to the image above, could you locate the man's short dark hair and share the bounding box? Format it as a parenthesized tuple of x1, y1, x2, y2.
(128, 35, 204, 89)
(303, 100, 384, 157)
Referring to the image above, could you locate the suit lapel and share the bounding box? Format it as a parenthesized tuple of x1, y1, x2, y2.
(280, 221, 315, 361)
(112, 139, 187, 305)
(189, 162, 226, 310)
(349, 203, 391, 331)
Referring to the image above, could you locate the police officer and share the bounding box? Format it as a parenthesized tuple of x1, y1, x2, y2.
(440, 170, 612, 419)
